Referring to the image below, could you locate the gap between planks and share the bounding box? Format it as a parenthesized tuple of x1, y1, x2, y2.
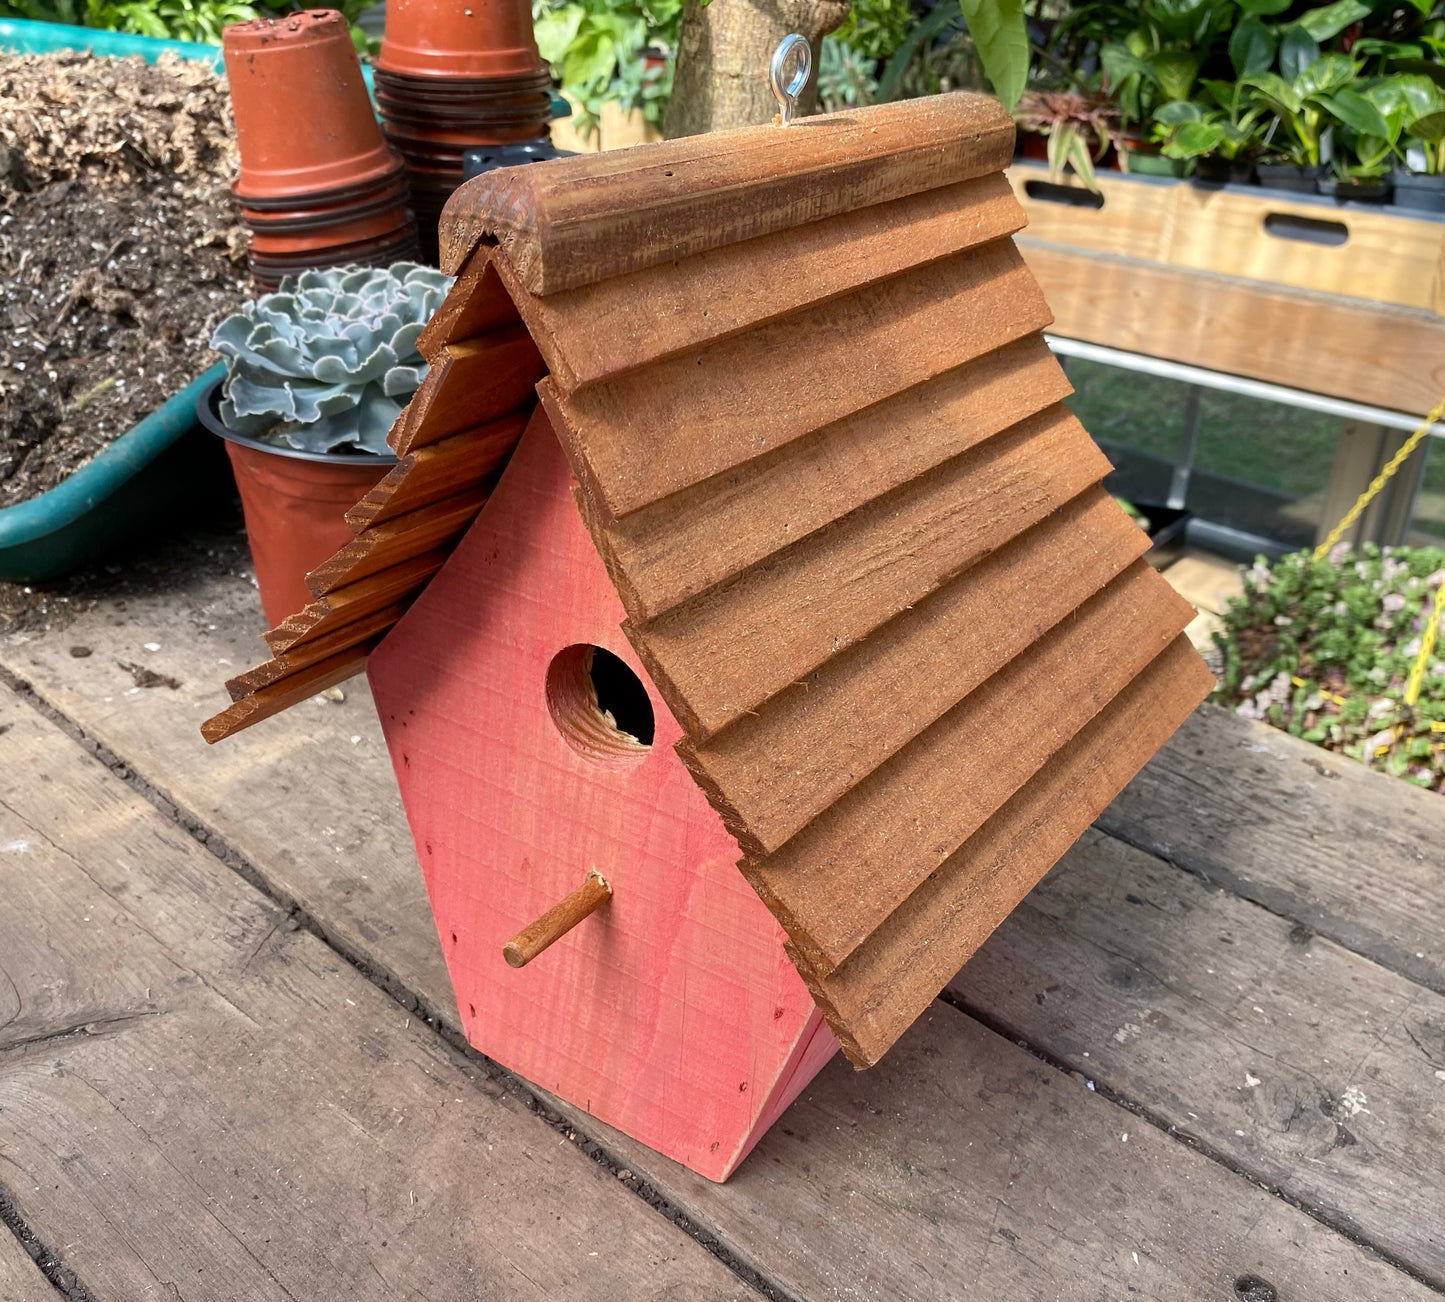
(3, 660, 1439, 1301)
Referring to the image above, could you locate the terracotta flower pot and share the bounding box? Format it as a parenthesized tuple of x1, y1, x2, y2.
(378, 0, 544, 78)
(199, 382, 394, 626)
(224, 10, 400, 199)
(246, 206, 414, 254)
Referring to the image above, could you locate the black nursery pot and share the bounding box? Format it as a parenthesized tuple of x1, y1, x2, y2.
(1256, 162, 1322, 193)
(1317, 175, 1391, 203)
(1193, 155, 1256, 186)
(1392, 168, 1445, 213)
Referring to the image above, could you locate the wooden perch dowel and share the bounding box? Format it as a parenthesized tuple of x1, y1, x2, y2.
(503, 871, 612, 968)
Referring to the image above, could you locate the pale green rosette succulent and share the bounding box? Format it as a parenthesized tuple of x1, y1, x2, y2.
(210, 263, 453, 456)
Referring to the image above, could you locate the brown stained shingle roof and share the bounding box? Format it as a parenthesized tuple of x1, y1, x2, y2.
(203, 93, 1214, 1064)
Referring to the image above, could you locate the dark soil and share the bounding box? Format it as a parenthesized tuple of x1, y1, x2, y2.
(0, 51, 248, 507)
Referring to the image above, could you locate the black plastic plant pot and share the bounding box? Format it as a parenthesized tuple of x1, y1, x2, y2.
(460, 138, 573, 183)
(1256, 162, 1322, 194)
(1317, 175, 1391, 203)
(1391, 169, 1445, 214)
(1193, 155, 1256, 186)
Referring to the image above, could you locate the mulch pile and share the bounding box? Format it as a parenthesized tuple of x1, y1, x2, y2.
(0, 50, 248, 506)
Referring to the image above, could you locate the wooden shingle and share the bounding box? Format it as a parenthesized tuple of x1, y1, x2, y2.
(205, 92, 1214, 1066)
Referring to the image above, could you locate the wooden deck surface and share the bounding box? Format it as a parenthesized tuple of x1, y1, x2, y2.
(2, 554, 1443, 1302)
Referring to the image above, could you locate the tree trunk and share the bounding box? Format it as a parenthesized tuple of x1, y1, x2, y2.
(664, 0, 850, 139)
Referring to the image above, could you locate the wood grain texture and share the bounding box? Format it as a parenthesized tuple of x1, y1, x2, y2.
(201, 641, 377, 742)
(262, 545, 449, 653)
(345, 412, 527, 531)
(1099, 703, 1445, 993)
(952, 824, 1445, 1289)
(304, 488, 490, 598)
(746, 561, 1195, 974)
(393, 324, 545, 457)
(365, 415, 835, 1181)
(6, 581, 1441, 1302)
(0, 690, 752, 1302)
(802, 636, 1215, 1066)
(1010, 161, 1445, 314)
(589, 334, 1070, 622)
(224, 601, 408, 700)
(632, 407, 1113, 740)
(504, 173, 1026, 392)
(1020, 238, 1445, 417)
(414, 246, 519, 362)
(681, 487, 1150, 856)
(438, 92, 1017, 287)
(543, 238, 1052, 518)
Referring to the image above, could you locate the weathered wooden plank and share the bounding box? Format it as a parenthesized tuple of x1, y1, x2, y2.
(505, 174, 1026, 392)
(0, 690, 752, 1302)
(2, 577, 1435, 1302)
(439, 92, 1016, 287)
(263, 545, 448, 653)
(633, 408, 1113, 740)
(797, 636, 1214, 1066)
(202, 641, 377, 743)
(543, 238, 1052, 519)
(747, 562, 1194, 975)
(590, 334, 1070, 622)
(0, 1230, 55, 1302)
(1099, 703, 1445, 993)
(393, 324, 545, 457)
(225, 601, 407, 700)
(1019, 238, 1445, 418)
(952, 823, 1445, 1289)
(304, 488, 489, 598)
(679, 487, 1148, 854)
(345, 413, 527, 531)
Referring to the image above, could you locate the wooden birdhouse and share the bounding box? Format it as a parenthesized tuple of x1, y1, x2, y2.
(205, 92, 1215, 1181)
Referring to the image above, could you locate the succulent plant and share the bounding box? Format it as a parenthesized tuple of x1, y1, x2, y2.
(210, 262, 453, 456)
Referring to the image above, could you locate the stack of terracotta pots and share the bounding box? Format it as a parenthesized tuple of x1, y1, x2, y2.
(223, 10, 419, 289)
(374, 0, 553, 262)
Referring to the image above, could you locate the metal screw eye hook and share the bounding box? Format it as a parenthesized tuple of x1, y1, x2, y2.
(770, 33, 812, 127)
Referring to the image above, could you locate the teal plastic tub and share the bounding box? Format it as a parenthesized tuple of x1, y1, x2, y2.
(0, 365, 233, 583)
(0, 17, 569, 111)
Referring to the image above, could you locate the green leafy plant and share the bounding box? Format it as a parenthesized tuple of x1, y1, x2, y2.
(959, 0, 1028, 109)
(210, 263, 452, 456)
(1214, 544, 1445, 794)
(534, 0, 681, 139)
(818, 36, 881, 109)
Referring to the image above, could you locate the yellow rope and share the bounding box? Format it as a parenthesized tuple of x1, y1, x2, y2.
(1313, 394, 1445, 562)
(1405, 577, 1445, 707)
(1305, 395, 1445, 740)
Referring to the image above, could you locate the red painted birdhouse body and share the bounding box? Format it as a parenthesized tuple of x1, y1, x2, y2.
(206, 92, 1216, 1182)
(367, 415, 835, 1178)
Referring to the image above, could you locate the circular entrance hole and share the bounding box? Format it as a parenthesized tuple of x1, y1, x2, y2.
(546, 644, 654, 762)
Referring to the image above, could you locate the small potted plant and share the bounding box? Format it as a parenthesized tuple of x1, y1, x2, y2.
(1013, 89, 1120, 191)
(1390, 73, 1445, 211)
(200, 261, 452, 624)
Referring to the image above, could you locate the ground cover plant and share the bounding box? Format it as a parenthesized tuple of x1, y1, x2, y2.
(1214, 542, 1445, 792)
(0, 50, 246, 505)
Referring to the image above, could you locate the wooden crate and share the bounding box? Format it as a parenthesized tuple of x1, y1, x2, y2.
(1009, 161, 1445, 316)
